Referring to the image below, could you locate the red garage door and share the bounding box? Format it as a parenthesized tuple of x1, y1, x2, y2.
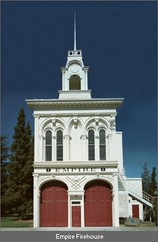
(84, 180, 112, 226)
(40, 181, 68, 227)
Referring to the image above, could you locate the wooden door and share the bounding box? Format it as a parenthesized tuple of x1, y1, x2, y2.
(72, 206, 81, 227)
(132, 205, 139, 218)
(40, 181, 68, 227)
(85, 180, 112, 226)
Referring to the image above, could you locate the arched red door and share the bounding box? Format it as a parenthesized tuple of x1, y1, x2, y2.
(84, 180, 112, 226)
(40, 180, 68, 227)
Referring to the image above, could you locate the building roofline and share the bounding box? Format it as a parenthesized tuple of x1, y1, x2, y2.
(26, 98, 124, 110)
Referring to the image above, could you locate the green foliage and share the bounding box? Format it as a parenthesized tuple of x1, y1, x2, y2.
(141, 162, 157, 224)
(141, 162, 151, 194)
(4, 108, 34, 217)
(141, 162, 157, 196)
(150, 167, 157, 196)
(1, 136, 10, 215)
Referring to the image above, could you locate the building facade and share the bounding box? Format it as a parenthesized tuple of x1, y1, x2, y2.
(26, 46, 152, 228)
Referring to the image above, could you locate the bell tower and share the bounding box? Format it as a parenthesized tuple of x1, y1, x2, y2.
(58, 14, 91, 100)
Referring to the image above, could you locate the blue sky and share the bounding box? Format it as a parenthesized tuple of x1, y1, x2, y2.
(1, 1, 157, 178)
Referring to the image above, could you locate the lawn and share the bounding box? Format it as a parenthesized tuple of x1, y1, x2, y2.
(1, 216, 33, 228)
(1, 217, 156, 228)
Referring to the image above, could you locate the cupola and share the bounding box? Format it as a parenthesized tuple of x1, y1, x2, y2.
(58, 14, 91, 100)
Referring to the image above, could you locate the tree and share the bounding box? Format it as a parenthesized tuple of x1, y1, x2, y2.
(141, 162, 151, 194)
(150, 167, 157, 224)
(141, 162, 157, 223)
(1, 136, 10, 215)
(23, 121, 34, 214)
(5, 108, 33, 218)
(150, 167, 157, 196)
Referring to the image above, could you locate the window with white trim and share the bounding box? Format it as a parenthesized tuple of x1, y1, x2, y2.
(57, 130, 63, 161)
(88, 130, 95, 160)
(45, 130, 52, 161)
(99, 129, 106, 160)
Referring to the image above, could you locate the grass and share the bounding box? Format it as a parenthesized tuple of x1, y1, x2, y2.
(122, 220, 157, 227)
(139, 221, 157, 227)
(1, 217, 156, 228)
(1, 216, 33, 228)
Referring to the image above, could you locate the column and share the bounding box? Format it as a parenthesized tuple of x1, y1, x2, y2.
(81, 193, 85, 227)
(34, 116, 39, 161)
(61, 68, 66, 90)
(68, 193, 71, 227)
(52, 136, 56, 161)
(64, 135, 70, 161)
(81, 135, 87, 161)
(33, 174, 40, 228)
(112, 174, 119, 227)
(38, 135, 43, 161)
(107, 134, 112, 160)
(95, 135, 99, 160)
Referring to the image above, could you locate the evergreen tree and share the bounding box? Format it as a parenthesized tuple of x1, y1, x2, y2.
(1, 136, 10, 215)
(150, 167, 157, 196)
(150, 167, 157, 224)
(141, 162, 151, 194)
(141, 162, 157, 223)
(23, 121, 34, 213)
(5, 108, 33, 218)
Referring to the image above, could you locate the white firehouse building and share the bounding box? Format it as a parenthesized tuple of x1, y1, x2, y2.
(26, 38, 153, 228)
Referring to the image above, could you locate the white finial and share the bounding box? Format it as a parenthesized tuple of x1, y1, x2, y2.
(74, 12, 76, 50)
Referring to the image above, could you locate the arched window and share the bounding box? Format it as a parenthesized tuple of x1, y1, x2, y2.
(57, 130, 63, 161)
(69, 75, 81, 90)
(45, 130, 52, 161)
(88, 130, 95, 160)
(99, 129, 106, 160)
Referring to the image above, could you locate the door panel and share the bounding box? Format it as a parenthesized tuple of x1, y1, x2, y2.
(72, 206, 81, 227)
(40, 181, 68, 227)
(85, 180, 112, 226)
(132, 205, 139, 218)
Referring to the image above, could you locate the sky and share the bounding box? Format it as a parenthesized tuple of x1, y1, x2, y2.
(1, 1, 157, 178)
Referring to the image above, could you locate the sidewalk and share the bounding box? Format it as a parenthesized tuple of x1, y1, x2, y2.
(1, 226, 158, 231)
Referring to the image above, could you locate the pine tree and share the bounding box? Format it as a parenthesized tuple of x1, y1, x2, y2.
(150, 167, 157, 196)
(141, 162, 151, 194)
(1, 136, 10, 215)
(5, 108, 33, 218)
(23, 121, 34, 214)
(141, 163, 157, 223)
(150, 167, 157, 224)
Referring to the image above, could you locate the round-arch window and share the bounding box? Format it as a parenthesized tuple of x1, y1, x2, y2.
(88, 130, 95, 160)
(57, 130, 63, 161)
(45, 130, 52, 161)
(99, 129, 106, 160)
(69, 75, 81, 90)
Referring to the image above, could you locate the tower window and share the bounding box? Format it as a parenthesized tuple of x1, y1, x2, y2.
(45, 130, 52, 161)
(88, 130, 95, 160)
(99, 129, 106, 160)
(69, 75, 81, 90)
(57, 130, 63, 161)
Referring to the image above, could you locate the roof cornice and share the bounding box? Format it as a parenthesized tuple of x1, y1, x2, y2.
(26, 98, 124, 110)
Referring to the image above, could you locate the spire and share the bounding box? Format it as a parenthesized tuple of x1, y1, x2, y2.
(74, 12, 76, 51)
